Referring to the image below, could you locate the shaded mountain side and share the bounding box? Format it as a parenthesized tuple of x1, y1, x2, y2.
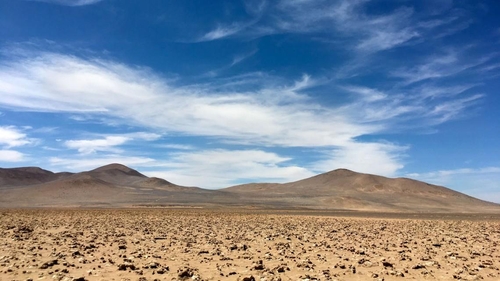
(0, 167, 58, 187)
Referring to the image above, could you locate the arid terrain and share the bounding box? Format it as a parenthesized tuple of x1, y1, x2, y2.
(2, 164, 500, 280)
(1, 164, 500, 213)
(1, 209, 500, 281)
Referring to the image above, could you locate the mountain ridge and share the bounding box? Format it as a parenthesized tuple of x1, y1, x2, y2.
(0, 164, 499, 212)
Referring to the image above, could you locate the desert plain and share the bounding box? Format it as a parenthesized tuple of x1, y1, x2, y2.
(1, 209, 500, 281)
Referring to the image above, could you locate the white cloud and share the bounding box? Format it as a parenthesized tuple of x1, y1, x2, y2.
(427, 94, 483, 124)
(199, 24, 245, 41)
(144, 149, 315, 188)
(0, 150, 25, 162)
(250, 1, 429, 52)
(193, 0, 422, 52)
(312, 142, 407, 177)
(49, 155, 156, 171)
(343, 86, 387, 102)
(64, 132, 161, 154)
(231, 49, 258, 66)
(392, 50, 491, 85)
(159, 144, 195, 150)
(65, 136, 130, 154)
(29, 0, 104, 6)
(0, 126, 32, 148)
(407, 167, 500, 180)
(0, 51, 373, 147)
(0, 50, 486, 178)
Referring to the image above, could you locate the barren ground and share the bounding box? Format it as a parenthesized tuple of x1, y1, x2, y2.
(1, 209, 500, 281)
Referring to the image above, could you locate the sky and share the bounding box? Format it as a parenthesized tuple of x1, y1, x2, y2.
(1, 0, 500, 202)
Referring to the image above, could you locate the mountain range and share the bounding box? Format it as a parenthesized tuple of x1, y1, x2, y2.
(1, 163, 499, 213)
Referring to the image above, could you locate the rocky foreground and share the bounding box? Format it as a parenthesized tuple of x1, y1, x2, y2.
(1, 210, 500, 281)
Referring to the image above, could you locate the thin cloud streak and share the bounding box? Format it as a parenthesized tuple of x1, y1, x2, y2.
(406, 167, 500, 203)
(198, 0, 464, 54)
(28, 0, 104, 6)
(49, 155, 156, 171)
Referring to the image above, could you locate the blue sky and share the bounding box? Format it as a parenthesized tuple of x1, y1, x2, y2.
(1, 0, 500, 202)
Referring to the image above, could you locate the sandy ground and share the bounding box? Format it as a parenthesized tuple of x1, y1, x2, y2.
(1, 209, 499, 281)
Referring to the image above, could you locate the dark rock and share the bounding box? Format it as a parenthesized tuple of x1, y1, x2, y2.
(118, 263, 136, 271)
(412, 264, 426, 270)
(178, 267, 194, 278)
(382, 261, 394, 268)
(40, 259, 58, 269)
(253, 260, 265, 270)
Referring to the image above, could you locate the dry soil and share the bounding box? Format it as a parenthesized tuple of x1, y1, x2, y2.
(1, 209, 499, 281)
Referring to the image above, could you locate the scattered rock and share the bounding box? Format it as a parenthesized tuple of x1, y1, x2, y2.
(40, 259, 58, 269)
(382, 261, 394, 268)
(118, 263, 136, 271)
(177, 267, 195, 278)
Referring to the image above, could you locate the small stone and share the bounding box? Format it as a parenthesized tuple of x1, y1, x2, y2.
(253, 260, 265, 270)
(382, 262, 394, 268)
(178, 267, 194, 278)
(412, 264, 425, 270)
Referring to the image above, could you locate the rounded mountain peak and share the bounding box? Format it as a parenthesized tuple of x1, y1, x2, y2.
(90, 163, 145, 177)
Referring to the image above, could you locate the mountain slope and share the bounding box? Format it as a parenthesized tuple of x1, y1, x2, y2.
(223, 169, 500, 212)
(0, 165, 499, 212)
(0, 164, 209, 207)
(0, 167, 58, 187)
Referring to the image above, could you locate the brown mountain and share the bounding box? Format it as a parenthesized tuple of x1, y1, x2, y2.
(0, 167, 59, 186)
(0, 164, 499, 212)
(0, 163, 213, 207)
(222, 169, 500, 212)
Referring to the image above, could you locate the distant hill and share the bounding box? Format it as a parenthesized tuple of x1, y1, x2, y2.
(0, 164, 499, 213)
(0, 167, 59, 186)
(223, 168, 500, 212)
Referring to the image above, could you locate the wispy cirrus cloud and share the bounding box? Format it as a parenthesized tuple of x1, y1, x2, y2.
(408, 167, 500, 179)
(392, 50, 493, 85)
(198, 0, 466, 54)
(28, 0, 104, 6)
(198, 24, 246, 42)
